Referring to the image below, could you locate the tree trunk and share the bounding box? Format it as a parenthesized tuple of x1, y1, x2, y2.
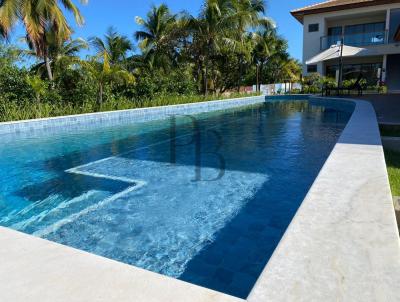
(256, 64, 259, 93)
(44, 56, 53, 81)
(211, 60, 216, 94)
(197, 59, 202, 93)
(98, 83, 103, 105)
(237, 55, 242, 92)
(204, 58, 208, 96)
(258, 63, 264, 92)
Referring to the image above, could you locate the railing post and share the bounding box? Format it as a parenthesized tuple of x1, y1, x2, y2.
(386, 8, 391, 44)
(338, 36, 344, 89)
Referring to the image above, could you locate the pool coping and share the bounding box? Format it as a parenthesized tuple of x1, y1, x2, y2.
(248, 96, 400, 302)
(1, 95, 399, 301)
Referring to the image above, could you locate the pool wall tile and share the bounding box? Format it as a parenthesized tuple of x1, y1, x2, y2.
(1, 96, 400, 302)
(0, 96, 266, 136)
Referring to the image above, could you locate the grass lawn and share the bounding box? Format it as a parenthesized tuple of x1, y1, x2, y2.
(384, 149, 400, 196)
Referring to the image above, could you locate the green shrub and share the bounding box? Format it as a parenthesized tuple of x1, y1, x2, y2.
(320, 76, 337, 88)
(55, 67, 98, 105)
(0, 92, 260, 122)
(342, 79, 355, 89)
(0, 65, 33, 103)
(290, 88, 302, 94)
(303, 73, 322, 93)
(130, 68, 197, 100)
(378, 84, 388, 94)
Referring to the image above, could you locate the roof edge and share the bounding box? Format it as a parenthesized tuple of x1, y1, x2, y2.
(291, 0, 400, 23)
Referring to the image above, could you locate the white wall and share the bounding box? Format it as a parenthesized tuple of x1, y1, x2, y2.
(302, 14, 326, 75)
(301, 3, 400, 76)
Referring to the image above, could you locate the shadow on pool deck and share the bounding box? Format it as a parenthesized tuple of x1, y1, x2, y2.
(336, 94, 400, 125)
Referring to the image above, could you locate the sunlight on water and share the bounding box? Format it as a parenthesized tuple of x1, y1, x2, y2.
(0, 100, 351, 297)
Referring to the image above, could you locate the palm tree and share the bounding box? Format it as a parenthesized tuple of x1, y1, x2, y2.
(90, 27, 133, 67)
(252, 23, 288, 91)
(84, 54, 135, 105)
(278, 58, 301, 92)
(189, 0, 234, 95)
(229, 0, 265, 91)
(25, 36, 88, 79)
(0, 0, 88, 81)
(85, 29, 134, 105)
(88, 28, 135, 104)
(134, 4, 180, 71)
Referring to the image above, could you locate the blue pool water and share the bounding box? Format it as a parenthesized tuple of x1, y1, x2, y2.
(0, 99, 351, 298)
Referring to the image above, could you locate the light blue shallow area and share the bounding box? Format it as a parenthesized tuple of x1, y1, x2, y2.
(0, 99, 352, 298)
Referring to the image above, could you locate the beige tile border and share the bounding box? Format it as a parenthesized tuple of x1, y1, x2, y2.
(248, 97, 400, 302)
(0, 226, 242, 302)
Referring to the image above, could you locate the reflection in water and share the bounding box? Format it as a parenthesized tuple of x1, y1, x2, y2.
(0, 100, 351, 298)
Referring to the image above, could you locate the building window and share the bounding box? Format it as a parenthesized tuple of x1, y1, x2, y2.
(308, 23, 319, 32)
(389, 9, 400, 42)
(344, 22, 385, 46)
(326, 63, 382, 86)
(327, 26, 343, 46)
(307, 65, 318, 73)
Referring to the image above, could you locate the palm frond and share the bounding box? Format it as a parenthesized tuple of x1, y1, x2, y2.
(0, 0, 20, 38)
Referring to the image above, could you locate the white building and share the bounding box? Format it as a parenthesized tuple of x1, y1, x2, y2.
(291, 0, 400, 92)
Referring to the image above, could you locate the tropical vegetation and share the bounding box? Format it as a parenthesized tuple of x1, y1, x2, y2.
(0, 0, 301, 122)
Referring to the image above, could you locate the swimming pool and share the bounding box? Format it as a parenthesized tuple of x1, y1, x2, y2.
(0, 98, 352, 298)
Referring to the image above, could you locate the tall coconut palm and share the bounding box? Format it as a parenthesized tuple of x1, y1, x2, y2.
(84, 53, 135, 105)
(134, 4, 180, 71)
(265, 38, 289, 83)
(227, 0, 266, 91)
(278, 58, 301, 91)
(0, 0, 87, 80)
(89, 27, 133, 67)
(25, 36, 88, 78)
(252, 22, 288, 91)
(189, 0, 234, 94)
(88, 28, 134, 104)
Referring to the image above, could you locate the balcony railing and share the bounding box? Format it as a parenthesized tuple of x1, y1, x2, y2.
(320, 30, 388, 50)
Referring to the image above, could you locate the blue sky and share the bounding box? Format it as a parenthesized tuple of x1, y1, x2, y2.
(9, 0, 317, 61)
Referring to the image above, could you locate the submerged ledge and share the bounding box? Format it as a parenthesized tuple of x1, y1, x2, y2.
(0, 95, 399, 301)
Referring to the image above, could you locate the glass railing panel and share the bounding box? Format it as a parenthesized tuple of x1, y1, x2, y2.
(320, 31, 387, 50)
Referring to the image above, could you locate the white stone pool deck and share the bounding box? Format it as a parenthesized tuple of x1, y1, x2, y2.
(0, 96, 399, 301)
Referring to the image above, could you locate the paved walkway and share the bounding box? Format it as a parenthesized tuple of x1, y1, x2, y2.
(337, 94, 400, 125)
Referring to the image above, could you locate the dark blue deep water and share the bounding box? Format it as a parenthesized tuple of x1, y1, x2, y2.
(0, 100, 351, 298)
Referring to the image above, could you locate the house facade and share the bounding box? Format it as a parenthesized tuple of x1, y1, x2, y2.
(291, 0, 400, 92)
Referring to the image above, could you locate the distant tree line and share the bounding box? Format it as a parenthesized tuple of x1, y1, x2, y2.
(0, 0, 302, 120)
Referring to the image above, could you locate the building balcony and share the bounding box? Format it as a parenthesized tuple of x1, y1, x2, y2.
(320, 30, 388, 50)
